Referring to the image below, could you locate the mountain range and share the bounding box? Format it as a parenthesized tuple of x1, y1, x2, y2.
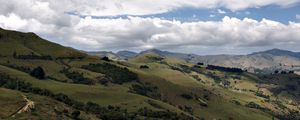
(88, 48, 300, 73)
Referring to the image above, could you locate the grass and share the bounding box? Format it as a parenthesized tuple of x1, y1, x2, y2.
(0, 65, 189, 115)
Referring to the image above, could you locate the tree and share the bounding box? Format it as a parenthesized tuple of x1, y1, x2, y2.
(140, 65, 149, 69)
(71, 110, 81, 119)
(30, 66, 45, 79)
(197, 62, 204, 65)
(101, 56, 111, 62)
(13, 51, 17, 58)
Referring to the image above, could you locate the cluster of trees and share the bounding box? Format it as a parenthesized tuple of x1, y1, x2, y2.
(206, 72, 222, 83)
(169, 65, 192, 74)
(82, 63, 138, 84)
(180, 93, 193, 100)
(245, 102, 269, 112)
(255, 91, 270, 99)
(13, 52, 53, 60)
(274, 70, 294, 74)
(146, 56, 164, 62)
(101, 56, 111, 62)
(140, 65, 149, 69)
(129, 83, 161, 100)
(197, 62, 204, 66)
(60, 69, 95, 85)
(5, 64, 31, 73)
(206, 65, 243, 73)
(137, 107, 193, 120)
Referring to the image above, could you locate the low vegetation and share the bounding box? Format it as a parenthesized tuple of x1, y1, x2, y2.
(82, 63, 138, 84)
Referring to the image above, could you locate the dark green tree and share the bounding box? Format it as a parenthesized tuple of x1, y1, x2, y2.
(71, 110, 81, 119)
(30, 66, 45, 79)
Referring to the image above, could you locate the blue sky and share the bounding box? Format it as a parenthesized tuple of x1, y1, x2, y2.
(80, 4, 300, 24)
(152, 5, 300, 24)
(1, 0, 300, 55)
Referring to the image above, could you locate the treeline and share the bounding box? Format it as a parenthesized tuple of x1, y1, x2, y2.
(56, 56, 85, 60)
(13, 52, 53, 60)
(4, 64, 31, 73)
(137, 107, 193, 120)
(273, 70, 294, 74)
(60, 69, 95, 85)
(82, 63, 138, 84)
(3, 64, 46, 80)
(0, 73, 193, 120)
(13, 52, 85, 60)
(206, 65, 243, 73)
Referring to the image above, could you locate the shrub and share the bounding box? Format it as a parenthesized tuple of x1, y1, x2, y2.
(129, 83, 161, 100)
(180, 93, 193, 100)
(82, 63, 138, 84)
(71, 110, 81, 119)
(101, 56, 111, 62)
(60, 69, 95, 85)
(206, 65, 243, 73)
(140, 65, 149, 69)
(30, 66, 45, 79)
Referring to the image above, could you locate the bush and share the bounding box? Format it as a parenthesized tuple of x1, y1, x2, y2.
(137, 107, 193, 120)
(206, 65, 243, 73)
(30, 66, 45, 79)
(140, 65, 149, 69)
(197, 62, 204, 65)
(13, 52, 52, 60)
(82, 63, 138, 84)
(180, 94, 193, 100)
(71, 110, 81, 119)
(101, 56, 111, 62)
(60, 69, 95, 85)
(129, 83, 161, 100)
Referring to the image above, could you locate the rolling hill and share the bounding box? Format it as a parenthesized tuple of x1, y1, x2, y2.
(0, 27, 300, 120)
(136, 48, 300, 74)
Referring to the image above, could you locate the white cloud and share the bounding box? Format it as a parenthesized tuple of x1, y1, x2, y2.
(217, 9, 226, 14)
(67, 16, 300, 50)
(1, 0, 299, 17)
(0, 0, 300, 53)
(209, 14, 216, 17)
(297, 14, 300, 20)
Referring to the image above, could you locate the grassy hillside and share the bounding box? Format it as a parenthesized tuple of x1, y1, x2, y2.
(0, 28, 300, 120)
(0, 28, 86, 58)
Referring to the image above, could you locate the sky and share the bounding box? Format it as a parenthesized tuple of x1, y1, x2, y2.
(0, 0, 300, 55)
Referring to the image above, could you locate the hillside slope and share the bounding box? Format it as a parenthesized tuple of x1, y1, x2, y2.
(0, 28, 86, 58)
(0, 28, 299, 119)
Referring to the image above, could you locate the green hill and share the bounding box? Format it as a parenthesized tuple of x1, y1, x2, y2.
(0, 28, 299, 120)
(0, 28, 86, 58)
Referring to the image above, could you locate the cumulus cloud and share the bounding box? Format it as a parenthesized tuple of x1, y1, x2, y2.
(0, 0, 300, 53)
(297, 14, 300, 20)
(1, 0, 299, 17)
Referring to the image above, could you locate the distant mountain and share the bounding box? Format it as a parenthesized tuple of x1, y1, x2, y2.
(86, 50, 137, 60)
(116, 50, 137, 58)
(140, 49, 195, 60)
(85, 51, 124, 60)
(251, 48, 300, 58)
(137, 48, 300, 73)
